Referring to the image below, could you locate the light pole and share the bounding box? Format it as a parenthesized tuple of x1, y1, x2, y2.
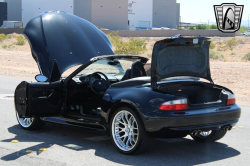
(248, 14, 250, 33)
(179, 16, 181, 29)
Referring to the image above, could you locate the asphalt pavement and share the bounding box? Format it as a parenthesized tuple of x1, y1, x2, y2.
(0, 75, 249, 166)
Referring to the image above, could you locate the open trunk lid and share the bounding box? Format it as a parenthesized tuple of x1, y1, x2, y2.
(151, 38, 213, 89)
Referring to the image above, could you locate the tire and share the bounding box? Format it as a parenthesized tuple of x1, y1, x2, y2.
(191, 129, 227, 143)
(110, 107, 154, 154)
(16, 112, 45, 130)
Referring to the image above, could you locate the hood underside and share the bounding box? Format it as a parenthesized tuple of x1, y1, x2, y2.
(24, 11, 114, 79)
(151, 38, 212, 88)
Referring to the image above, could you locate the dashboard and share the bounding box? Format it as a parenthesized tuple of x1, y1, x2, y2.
(73, 73, 124, 85)
(80, 74, 101, 84)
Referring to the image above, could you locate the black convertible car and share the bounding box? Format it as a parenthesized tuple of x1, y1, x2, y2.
(14, 11, 241, 154)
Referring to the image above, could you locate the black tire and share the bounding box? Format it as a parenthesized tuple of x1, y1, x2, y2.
(110, 107, 154, 155)
(191, 129, 227, 143)
(16, 112, 45, 130)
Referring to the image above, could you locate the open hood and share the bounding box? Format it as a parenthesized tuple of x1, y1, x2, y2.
(24, 11, 114, 79)
(151, 38, 212, 88)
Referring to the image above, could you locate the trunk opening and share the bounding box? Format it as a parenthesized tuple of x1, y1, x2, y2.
(158, 81, 229, 107)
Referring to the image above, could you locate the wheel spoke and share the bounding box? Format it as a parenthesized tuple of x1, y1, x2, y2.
(121, 113, 127, 125)
(116, 119, 126, 126)
(128, 116, 133, 126)
(126, 136, 130, 146)
(115, 130, 124, 134)
(129, 136, 133, 145)
(125, 113, 129, 124)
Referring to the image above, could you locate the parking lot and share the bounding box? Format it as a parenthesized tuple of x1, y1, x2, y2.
(0, 75, 249, 166)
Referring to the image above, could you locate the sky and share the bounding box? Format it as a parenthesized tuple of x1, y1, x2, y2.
(177, 0, 250, 25)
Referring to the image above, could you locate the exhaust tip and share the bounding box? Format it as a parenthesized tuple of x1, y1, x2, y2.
(197, 130, 202, 135)
(190, 130, 199, 137)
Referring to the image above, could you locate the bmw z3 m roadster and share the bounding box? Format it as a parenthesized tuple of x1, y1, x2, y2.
(14, 11, 241, 154)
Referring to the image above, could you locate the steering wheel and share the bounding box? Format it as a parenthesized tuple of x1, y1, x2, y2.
(89, 72, 110, 95)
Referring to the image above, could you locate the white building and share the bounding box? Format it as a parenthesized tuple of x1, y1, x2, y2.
(22, 0, 74, 25)
(3, 0, 180, 30)
(5, 0, 128, 30)
(128, 0, 153, 29)
(128, 0, 180, 29)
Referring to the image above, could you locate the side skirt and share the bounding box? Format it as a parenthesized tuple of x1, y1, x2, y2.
(40, 116, 107, 133)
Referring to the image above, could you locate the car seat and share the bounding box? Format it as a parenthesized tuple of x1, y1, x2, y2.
(121, 61, 147, 81)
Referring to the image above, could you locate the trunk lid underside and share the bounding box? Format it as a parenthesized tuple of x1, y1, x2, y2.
(151, 38, 212, 88)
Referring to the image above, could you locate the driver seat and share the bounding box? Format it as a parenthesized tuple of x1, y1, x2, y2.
(121, 61, 147, 81)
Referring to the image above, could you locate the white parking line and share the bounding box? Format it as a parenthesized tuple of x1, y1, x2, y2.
(64, 144, 83, 150)
(0, 94, 14, 100)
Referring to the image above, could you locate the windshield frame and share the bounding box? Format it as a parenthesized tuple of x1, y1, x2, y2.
(64, 55, 149, 84)
(75, 59, 125, 77)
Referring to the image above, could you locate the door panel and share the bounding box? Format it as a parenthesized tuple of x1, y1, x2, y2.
(28, 81, 63, 116)
(14, 81, 63, 117)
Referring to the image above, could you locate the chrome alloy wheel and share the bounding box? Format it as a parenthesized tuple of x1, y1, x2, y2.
(198, 130, 212, 137)
(112, 110, 139, 151)
(16, 112, 34, 128)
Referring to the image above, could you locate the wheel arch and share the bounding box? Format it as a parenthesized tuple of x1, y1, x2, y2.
(107, 99, 146, 131)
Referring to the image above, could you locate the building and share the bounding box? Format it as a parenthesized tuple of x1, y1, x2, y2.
(0, 1, 7, 26)
(5, 0, 128, 30)
(2, 0, 180, 30)
(128, 0, 180, 29)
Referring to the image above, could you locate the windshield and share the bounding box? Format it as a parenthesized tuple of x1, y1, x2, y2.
(76, 58, 139, 77)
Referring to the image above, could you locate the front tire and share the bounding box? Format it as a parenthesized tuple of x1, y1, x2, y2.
(110, 107, 154, 154)
(16, 112, 45, 130)
(191, 129, 227, 143)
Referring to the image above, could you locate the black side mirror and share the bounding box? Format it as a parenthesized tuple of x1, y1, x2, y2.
(35, 75, 48, 82)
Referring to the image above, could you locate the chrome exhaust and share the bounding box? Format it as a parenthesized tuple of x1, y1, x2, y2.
(190, 130, 199, 137)
(223, 126, 231, 131)
(197, 130, 202, 135)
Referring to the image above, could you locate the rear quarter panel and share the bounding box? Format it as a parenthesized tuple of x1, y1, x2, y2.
(101, 86, 177, 126)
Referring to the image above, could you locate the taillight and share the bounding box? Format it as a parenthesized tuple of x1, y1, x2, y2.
(226, 93, 235, 105)
(159, 98, 187, 111)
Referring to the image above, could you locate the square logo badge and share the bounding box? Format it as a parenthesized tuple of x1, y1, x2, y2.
(214, 3, 244, 33)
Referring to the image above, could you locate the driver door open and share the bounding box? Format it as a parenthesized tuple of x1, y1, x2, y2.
(15, 81, 63, 117)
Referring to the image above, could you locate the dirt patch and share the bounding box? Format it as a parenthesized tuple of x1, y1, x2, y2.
(0, 36, 249, 106)
(210, 61, 250, 106)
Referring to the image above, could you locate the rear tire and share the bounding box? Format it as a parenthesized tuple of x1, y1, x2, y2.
(110, 107, 154, 154)
(16, 112, 45, 130)
(191, 129, 227, 143)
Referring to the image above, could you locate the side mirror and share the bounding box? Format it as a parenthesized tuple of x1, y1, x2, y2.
(35, 75, 48, 82)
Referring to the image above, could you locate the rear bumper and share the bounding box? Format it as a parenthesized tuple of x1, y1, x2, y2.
(141, 104, 241, 133)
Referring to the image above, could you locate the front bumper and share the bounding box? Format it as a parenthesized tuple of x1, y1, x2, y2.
(141, 104, 241, 133)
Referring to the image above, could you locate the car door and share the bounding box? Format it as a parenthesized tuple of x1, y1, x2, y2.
(15, 80, 63, 117)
